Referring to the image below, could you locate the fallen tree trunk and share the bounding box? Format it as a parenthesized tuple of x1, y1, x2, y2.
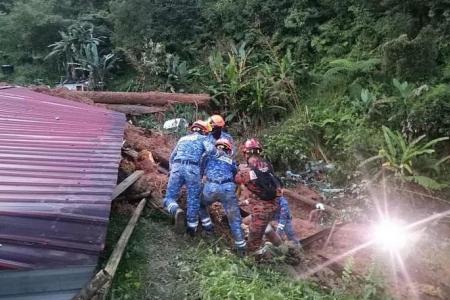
(105, 105, 166, 115)
(283, 189, 340, 215)
(123, 148, 169, 174)
(73, 91, 210, 106)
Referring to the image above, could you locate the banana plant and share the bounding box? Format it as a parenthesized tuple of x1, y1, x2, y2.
(361, 126, 449, 189)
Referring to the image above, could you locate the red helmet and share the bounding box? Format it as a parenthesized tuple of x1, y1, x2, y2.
(216, 138, 232, 152)
(243, 138, 262, 154)
(190, 120, 211, 134)
(208, 114, 225, 128)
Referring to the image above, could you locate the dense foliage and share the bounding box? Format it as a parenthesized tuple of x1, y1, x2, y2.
(1, 0, 449, 188)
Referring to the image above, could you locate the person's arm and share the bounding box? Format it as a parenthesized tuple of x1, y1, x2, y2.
(231, 160, 238, 177)
(169, 142, 179, 168)
(200, 153, 210, 178)
(235, 167, 250, 186)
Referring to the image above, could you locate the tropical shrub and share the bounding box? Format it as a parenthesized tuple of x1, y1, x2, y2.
(361, 126, 449, 189)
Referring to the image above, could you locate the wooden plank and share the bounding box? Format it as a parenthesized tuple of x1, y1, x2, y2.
(72, 199, 147, 300)
(111, 170, 144, 200)
(284, 189, 340, 215)
(104, 198, 146, 276)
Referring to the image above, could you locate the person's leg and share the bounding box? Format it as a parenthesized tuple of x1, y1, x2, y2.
(247, 199, 278, 253)
(199, 183, 215, 231)
(284, 217, 300, 244)
(163, 165, 185, 215)
(221, 183, 246, 250)
(184, 165, 202, 234)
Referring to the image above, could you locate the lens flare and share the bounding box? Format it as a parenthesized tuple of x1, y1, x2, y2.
(373, 219, 408, 251)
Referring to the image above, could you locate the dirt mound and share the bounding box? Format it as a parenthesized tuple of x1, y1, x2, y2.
(124, 124, 175, 168)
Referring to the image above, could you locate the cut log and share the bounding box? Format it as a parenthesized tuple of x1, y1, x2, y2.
(283, 189, 340, 215)
(123, 148, 168, 174)
(73, 91, 210, 106)
(111, 170, 144, 200)
(105, 105, 166, 115)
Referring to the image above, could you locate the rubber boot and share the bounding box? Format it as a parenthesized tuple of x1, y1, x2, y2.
(174, 208, 186, 234)
(236, 246, 247, 258)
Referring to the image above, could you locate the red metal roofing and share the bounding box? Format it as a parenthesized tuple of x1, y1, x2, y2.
(0, 87, 125, 270)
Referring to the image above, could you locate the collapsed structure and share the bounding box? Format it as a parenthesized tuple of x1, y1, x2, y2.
(0, 87, 125, 299)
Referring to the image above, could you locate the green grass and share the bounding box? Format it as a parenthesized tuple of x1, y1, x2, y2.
(104, 208, 390, 300)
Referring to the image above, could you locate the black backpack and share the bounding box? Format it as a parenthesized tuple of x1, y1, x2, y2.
(247, 166, 281, 201)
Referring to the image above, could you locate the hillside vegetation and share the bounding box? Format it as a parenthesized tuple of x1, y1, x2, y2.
(1, 0, 449, 190)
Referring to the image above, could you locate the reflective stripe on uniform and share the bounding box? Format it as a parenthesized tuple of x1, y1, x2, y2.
(201, 217, 212, 227)
(235, 240, 246, 247)
(167, 202, 179, 212)
(187, 221, 198, 228)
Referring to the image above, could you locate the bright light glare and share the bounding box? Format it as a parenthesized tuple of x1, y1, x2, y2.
(373, 219, 408, 251)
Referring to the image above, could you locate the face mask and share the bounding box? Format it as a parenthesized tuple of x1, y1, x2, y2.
(212, 127, 222, 139)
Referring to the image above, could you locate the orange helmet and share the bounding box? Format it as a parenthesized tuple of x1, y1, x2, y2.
(216, 138, 232, 152)
(243, 138, 262, 154)
(191, 120, 211, 134)
(208, 114, 225, 128)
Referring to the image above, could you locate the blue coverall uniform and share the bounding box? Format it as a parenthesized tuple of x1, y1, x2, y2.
(163, 132, 214, 230)
(274, 196, 300, 244)
(199, 150, 246, 249)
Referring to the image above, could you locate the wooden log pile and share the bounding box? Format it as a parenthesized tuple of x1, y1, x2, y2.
(32, 87, 211, 116)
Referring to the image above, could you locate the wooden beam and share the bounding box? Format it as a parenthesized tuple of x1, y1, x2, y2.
(73, 199, 147, 300)
(283, 189, 340, 215)
(111, 170, 144, 200)
(104, 198, 146, 278)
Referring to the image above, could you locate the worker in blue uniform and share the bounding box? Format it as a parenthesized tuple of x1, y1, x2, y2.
(207, 115, 236, 155)
(199, 138, 246, 255)
(163, 120, 213, 236)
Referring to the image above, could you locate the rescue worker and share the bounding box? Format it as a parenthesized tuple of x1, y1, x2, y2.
(235, 138, 281, 256)
(274, 196, 301, 246)
(207, 115, 235, 153)
(199, 138, 246, 255)
(163, 120, 213, 236)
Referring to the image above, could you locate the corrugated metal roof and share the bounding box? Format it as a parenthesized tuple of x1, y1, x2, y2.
(0, 87, 125, 272)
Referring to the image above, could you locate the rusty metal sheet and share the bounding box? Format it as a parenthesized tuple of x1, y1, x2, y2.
(0, 87, 125, 272)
